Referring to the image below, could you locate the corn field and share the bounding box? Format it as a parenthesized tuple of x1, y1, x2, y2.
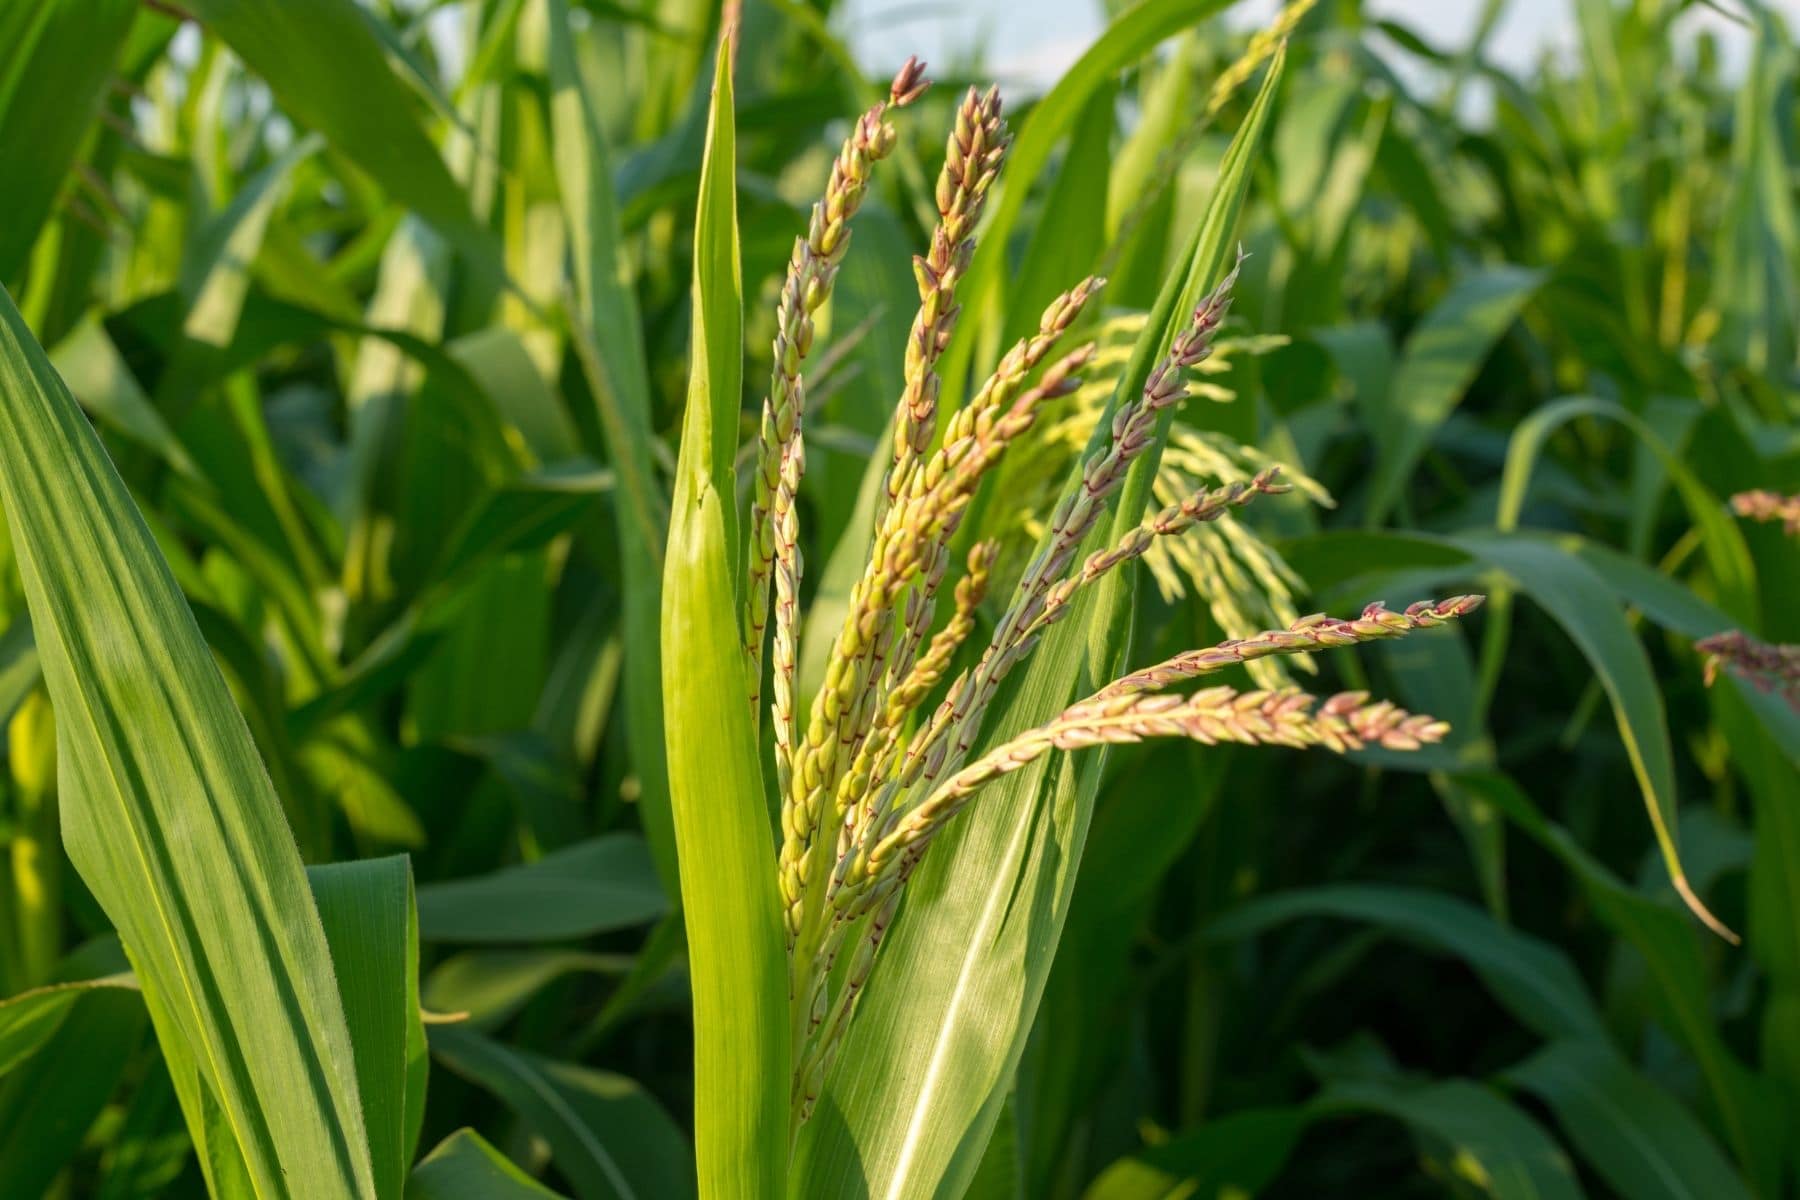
(0, 0, 1797, 1195)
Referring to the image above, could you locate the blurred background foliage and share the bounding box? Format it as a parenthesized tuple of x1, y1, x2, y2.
(0, 0, 1797, 1195)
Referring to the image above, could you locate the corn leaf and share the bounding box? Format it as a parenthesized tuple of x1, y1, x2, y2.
(660, 34, 789, 1198)
(429, 1025, 695, 1200)
(1495, 396, 1757, 622)
(0, 972, 137, 1077)
(0, 0, 137, 281)
(308, 856, 428, 1200)
(408, 1129, 568, 1199)
(1453, 532, 1727, 937)
(791, 52, 1285, 1199)
(49, 313, 202, 480)
(422, 949, 630, 1029)
(1205, 885, 1605, 1041)
(415, 834, 667, 944)
(0, 285, 378, 1195)
(1362, 265, 1542, 527)
(1504, 1040, 1753, 1200)
(546, 0, 678, 893)
(184, 0, 492, 264)
(1315, 1076, 1582, 1200)
(0, 986, 147, 1195)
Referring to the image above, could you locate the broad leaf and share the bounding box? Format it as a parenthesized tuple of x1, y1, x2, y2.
(415, 835, 667, 944)
(0, 285, 377, 1195)
(430, 1025, 695, 1200)
(1505, 1040, 1753, 1200)
(408, 1129, 568, 1199)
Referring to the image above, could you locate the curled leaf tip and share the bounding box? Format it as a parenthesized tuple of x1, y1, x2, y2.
(1674, 872, 1740, 944)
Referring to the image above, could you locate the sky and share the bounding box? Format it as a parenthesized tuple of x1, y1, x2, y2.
(838, 0, 1786, 106)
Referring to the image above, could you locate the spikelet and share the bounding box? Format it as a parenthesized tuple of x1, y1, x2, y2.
(1730, 489, 1800, 537)
(1698, 630, 1800, 711)
(745, 57, 929, 719)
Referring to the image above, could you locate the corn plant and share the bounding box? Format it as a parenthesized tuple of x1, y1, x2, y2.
(0, 0, 1796, 1196)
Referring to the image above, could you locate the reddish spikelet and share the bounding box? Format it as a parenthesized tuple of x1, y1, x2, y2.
(1697, 629, 1800, 710)
(1730, 489, 1800, 537)
(756, 62, 1474, 1130)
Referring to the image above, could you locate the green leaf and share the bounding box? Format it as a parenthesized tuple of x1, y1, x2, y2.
(407, 1129, 568, 1200)
(309, 856, 428, 1200)
(793, 51, 1286, 1198)
(1362, 265, 1542, 526)
(0, 284, 377, 1196)
(415, 835, 667, 944)
(184, 0, 492, 263)
(422, 948, 631, 1029)
(1453, 532, 1729, 938)
(1318, 1076, 1583, 1200)
(1494, 396, 1757, 622)
(1456, 771, 1780, 1191)
(1504, 1040, 1753, 1200)
(427, 463, 609, 591)
(0, 0, 137, 280)
(0, 972, 137, 1077)
(1556, 539, 1800, 764)
(430, 1024, 696, 1200)
(660, 32, 787, 1200)
(546, 0, 677, 894)
(1082, 1108, 1308, 1200)
(1205, 884, 1605, 1041)
(49, 312, 201, 480)
(0, 985, 148, 1195)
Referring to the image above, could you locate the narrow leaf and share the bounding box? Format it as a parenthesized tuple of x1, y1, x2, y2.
(660, 32, 788, 1199)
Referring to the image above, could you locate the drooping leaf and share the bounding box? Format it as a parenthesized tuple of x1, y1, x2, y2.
(1504, 1040, 1753, 1200)
(1454, 532, 1728, 937)
(1206, 884, 1605, 1041)
(1317, 1075, 1583, 1200)
(0, 972, 137, 1077)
